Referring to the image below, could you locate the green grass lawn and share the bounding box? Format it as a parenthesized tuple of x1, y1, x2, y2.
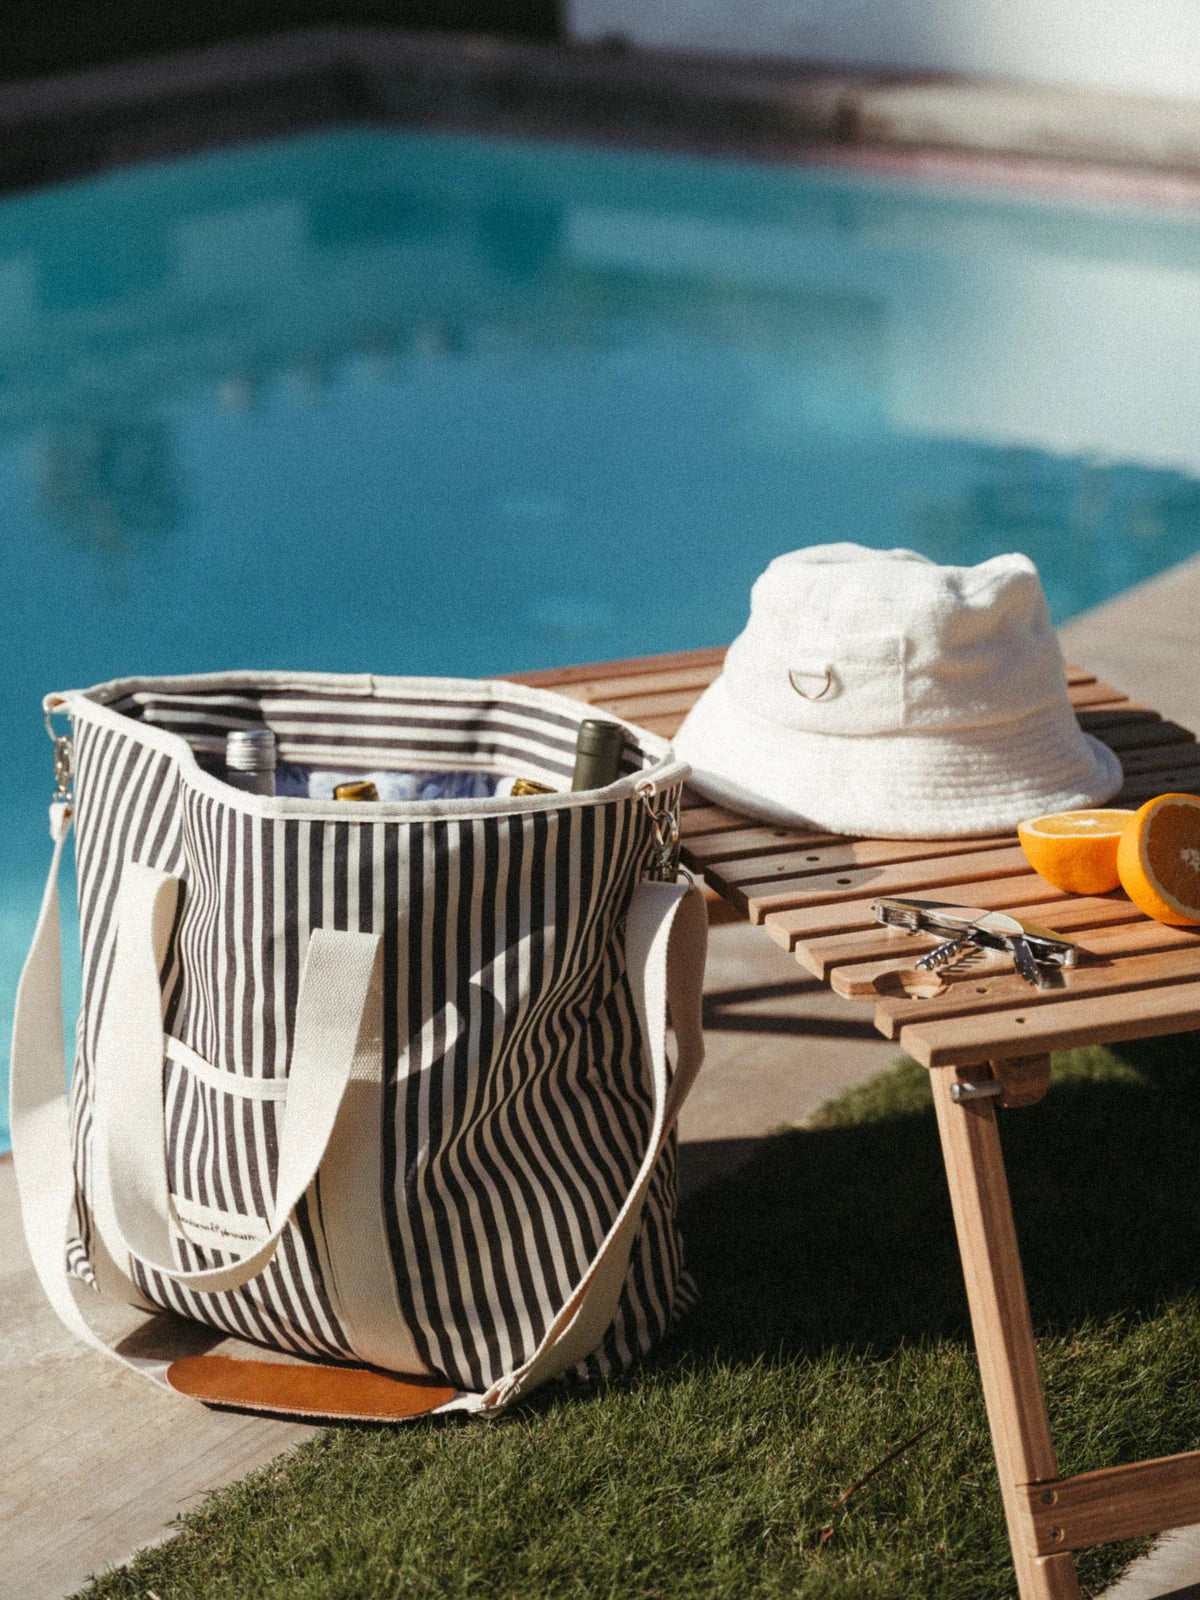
(78, 1035, 1200, 1599)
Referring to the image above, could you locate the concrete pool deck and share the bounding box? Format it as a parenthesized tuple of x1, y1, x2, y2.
(3, 557, 1200, 1598)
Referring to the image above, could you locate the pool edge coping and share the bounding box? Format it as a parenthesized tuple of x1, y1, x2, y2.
(7, 26, 1200, 207)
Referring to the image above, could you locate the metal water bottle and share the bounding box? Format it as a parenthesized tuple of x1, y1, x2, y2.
(225, 729, 277, 796)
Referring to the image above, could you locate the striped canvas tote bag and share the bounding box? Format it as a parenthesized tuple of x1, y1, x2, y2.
(10, 671, 707, 1421)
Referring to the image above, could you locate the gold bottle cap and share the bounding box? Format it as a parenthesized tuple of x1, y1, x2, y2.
(333, 780, 380, 802)
(510, 778, 555, 797)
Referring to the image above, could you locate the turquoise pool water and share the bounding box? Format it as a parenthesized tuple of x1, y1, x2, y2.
(5, 124, 1200, 1147)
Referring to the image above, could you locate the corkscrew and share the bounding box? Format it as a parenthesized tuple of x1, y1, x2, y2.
(914, 933, 979, 972)
(873, 897, 1078, 989)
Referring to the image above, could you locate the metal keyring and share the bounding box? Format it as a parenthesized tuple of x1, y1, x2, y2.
(44, 700, 74, 802)
(636, 781, 682, 882)
(788, 666, 834, 701)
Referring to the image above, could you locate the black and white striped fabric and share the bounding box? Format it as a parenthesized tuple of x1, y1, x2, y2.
(62, 671, 693, 1391)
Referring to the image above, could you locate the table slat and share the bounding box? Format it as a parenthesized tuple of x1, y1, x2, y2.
(717, 844, 1034, 924)
(1118, 744, 1200, 776)
(868, 927, 1200, 1038)
(540, 664, 724, 704)
(500, 645, 726, 689)
(713, 834, 1012, 890)
(683, 825, 844, 865)
(765, 874, 1068, 949)
(592, 688, 716, 720)
(621, 712, 682, 737)
(1090, 718, 1196, 751)
(678, 806, 763, 837)
(1121, 780, 1200, 801)
(1076, 698, 1154, 715)
(1075, 706, 1164, 731)
(900, 979, 1200, 1068)
(1067, 682, 1129, 707)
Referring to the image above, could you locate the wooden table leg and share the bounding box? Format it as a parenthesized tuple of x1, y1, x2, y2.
(929, 1065, 1080, 1600)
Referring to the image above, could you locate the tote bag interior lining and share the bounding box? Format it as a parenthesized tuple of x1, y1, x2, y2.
(103, 681, 655, 785)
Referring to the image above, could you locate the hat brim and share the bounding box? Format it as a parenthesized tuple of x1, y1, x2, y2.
(674, 675, 1124, 839)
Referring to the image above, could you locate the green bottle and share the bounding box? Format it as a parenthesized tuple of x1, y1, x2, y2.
(571, 719, 626, 791)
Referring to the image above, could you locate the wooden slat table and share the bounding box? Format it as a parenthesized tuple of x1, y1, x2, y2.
(506, 645, 1200, 1600)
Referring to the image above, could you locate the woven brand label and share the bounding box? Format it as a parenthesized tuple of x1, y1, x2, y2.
(172, 1195, 272, 1250)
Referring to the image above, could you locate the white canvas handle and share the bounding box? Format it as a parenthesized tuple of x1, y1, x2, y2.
(10, 810, 707, 1412)
(91, 864, 381, 1295)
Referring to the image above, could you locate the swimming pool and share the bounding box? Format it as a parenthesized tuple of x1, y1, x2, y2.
(4, 123, 1200, 1147)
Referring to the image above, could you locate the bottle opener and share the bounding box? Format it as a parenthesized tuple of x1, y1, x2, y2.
(872, 897, 1078, 989)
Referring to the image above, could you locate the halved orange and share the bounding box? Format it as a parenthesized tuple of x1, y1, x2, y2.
(1117, 793, 1200, 926)
(1016, 808, 1135, 894)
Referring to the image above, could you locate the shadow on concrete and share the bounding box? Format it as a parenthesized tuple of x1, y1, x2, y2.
(701, 980, 883, 1041)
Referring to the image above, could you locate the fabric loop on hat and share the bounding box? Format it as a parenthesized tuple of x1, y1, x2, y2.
(788, 665, 836, 701)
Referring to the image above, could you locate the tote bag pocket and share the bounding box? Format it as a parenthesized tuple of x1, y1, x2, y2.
(156, 1040, 357, 1358)
(162, 1037, 283, 1262)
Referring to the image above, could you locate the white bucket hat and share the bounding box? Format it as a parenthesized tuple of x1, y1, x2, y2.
(674, 544, 1123, 839)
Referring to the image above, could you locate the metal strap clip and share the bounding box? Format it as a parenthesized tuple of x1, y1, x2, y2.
(636, 782, 685, 883)
(45, 703, 74, 804)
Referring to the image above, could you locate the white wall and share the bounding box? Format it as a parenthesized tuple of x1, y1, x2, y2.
(567, 0, 1200, 103)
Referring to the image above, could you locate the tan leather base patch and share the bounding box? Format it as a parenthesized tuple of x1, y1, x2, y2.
(167, 1354, 458, 1421)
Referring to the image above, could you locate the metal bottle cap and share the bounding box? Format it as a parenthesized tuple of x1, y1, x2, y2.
(225, 729, 277, 772)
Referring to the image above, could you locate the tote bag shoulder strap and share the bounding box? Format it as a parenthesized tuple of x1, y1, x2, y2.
(10, 806, 706, 1420)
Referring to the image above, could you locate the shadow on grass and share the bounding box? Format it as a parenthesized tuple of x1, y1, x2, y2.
(76, 1034, 1200, 1600)
(676, 1030, 1200, 1362)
